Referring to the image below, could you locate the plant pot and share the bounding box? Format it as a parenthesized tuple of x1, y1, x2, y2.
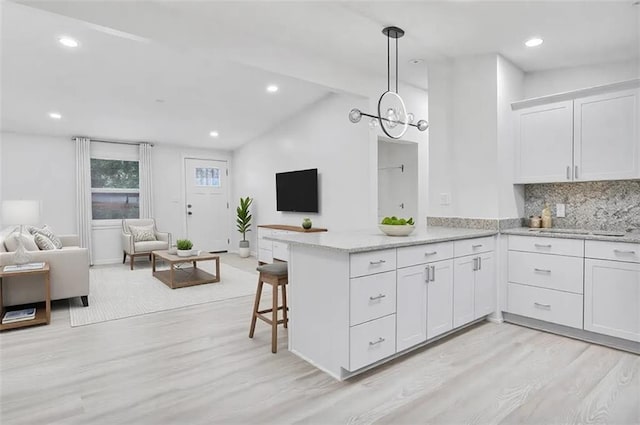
(177, 249, 193, 257)
(239, 240, 250, 258)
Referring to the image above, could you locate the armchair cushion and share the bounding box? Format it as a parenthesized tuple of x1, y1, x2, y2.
(134, 240, 169, 252)
(129, 224, 156, 242)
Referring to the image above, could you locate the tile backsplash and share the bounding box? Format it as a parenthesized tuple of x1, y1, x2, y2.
(524, 180, 640, 231)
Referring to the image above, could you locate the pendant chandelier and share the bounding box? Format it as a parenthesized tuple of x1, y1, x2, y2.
(348, 26, 428, 139)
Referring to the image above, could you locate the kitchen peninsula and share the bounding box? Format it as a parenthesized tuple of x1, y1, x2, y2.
(267, 227, 498, 380)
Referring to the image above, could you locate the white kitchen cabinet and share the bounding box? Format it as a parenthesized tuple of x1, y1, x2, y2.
(574, 88, 639, 181)
(514, 100, 574, 183)
(427, 259, 454, 339)
(584, 259, 640, 342)
(474, 252, 495, 320)
(453, 256, 475, 328)
(513, 82, 640, 184)
(396, 265, 428, 352)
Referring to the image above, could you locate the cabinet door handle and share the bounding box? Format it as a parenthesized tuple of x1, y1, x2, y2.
(534, 243, 552, 248)
(424, 251, 437, 256)
(369, 260, 386, 265)
(614, 249, 636, 255)
(430, 265, 436, 281)
(369, 337, 385, 346)
(473, 257, 478, 271)
(534, 302, 551, 310)
(425, 266, 430, 282)
(478, 256, 482, 270)
(566, 165, 571, 180)
(534, 268, 552, 273)
(369, 294, 386, 301)
(574, 165, 579, 179)
(472, 244, 483, 248)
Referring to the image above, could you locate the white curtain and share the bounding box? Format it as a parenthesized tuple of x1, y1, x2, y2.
(74, 137, 93, 265)
(139, 143, 153, 218)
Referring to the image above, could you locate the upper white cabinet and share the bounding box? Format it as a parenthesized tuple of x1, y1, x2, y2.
(515, 100, 574, 183)
(574, 89, 639, 181)
(513, 82, 640, 184)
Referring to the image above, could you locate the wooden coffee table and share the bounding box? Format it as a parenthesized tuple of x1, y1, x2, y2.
(152, 250, 220, 289)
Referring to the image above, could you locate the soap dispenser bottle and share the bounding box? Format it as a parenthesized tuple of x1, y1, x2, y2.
(541, 203, 552, 228)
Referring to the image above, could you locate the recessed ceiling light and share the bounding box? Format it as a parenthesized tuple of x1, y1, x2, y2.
(155, 99, 165, 103)
(48, 112, 62, 120)
(409, 59, 423, 65)
(525, 37, 543, 48)
(266, 85, 279, 93)
(209, 131, 219, 137)
(58, 36, 79, 48)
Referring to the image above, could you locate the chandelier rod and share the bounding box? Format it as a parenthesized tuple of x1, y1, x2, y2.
(387, 31, 390, 92)
(396, 33, 399, 93)
(358, 111, 423, 129)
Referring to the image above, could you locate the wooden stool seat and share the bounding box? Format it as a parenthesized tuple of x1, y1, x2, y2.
(249, 263, 289, 353)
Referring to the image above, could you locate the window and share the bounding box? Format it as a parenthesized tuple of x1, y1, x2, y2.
(195, 167, 220, 187)
(91, 159, 140, 220)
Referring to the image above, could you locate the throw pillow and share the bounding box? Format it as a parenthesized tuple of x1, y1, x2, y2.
(33, 233, 57, 250)
(129, 224, 157, 242)
(30, 225, 63, 249)
(4, 232, 39, 252)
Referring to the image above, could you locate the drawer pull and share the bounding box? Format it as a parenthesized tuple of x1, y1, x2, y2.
(472, 244, 483, 248)
(369, 260, 387, 265)
(534, 244, 552, 248)
(534, 268, 552, 273)
(369, 337, 385, 346)
(424, 251, 438, 256)
(534, 302, 551, 310)
(369, 294, 386, 301)
(614, 249, 636, 255)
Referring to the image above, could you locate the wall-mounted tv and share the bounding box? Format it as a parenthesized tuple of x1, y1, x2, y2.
(276, 168, 319, 213)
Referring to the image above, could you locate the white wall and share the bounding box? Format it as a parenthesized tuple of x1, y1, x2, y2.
(377, 139, 418, 222)
(523, 59, 639, 98)
(232, 93, 370, 250)
(497, 56, 525, 219)
(0, 132, 76, 232)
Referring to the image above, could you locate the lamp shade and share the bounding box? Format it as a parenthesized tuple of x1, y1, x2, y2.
(1, 200, 41, 226)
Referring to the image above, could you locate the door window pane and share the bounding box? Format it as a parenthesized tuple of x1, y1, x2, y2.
(195, 167, 220, 187)
(91, 159, 140, 220)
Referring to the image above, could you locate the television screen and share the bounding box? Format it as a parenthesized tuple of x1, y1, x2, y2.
(276, 168, 318, 213)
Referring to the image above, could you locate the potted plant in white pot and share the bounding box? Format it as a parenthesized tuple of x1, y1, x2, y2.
(236, 196, 253, 258)
(176, 239, 194, 257)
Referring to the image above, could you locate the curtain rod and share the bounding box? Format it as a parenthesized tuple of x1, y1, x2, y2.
(71, 137, 154, 147)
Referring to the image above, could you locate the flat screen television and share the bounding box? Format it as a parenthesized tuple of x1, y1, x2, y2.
(276, 168, 318, 213)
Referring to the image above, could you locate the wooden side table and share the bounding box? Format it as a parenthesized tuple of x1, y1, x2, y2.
(0, 263, 51, 331)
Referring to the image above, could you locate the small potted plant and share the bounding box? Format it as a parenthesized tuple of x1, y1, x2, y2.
(176, 239, 194, 257)
(236, 196, 253, 258)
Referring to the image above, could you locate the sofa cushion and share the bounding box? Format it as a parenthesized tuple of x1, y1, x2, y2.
(4, 232, 39, 252)
(129, 224, 156, 242)
(33, 233, 57, 250)
(134, 240, 169, 252)
(30, 225, 63, 249)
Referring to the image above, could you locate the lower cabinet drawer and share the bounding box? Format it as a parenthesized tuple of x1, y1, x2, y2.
(585, 240, 640, 264)
(454, 236, 495, 258)
(258, 248, 273, 264)
(508, 251, 584, 294)
(507, 283, 583, 329)
(350, 271, 396, 326)
(349, 314, 396, 371)
(272, 241, 289, 261)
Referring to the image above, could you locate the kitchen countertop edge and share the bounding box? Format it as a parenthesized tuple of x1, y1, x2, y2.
(502, 227, 640, 244)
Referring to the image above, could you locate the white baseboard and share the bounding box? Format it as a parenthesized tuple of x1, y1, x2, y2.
(92, 258, 123, 266)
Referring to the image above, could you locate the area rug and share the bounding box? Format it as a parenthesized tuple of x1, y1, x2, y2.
(69, 261, 257, 327)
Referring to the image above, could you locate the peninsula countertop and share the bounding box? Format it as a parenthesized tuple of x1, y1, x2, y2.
(265, 226, 497, 253)
(502, 227, 640, 244)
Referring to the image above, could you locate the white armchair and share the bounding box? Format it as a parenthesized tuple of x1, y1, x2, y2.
(121, 219, 171, 270)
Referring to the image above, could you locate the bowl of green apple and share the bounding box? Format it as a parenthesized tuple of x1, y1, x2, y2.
(379, 216, 416, 236)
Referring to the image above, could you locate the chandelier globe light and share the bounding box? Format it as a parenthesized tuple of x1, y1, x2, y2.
(348, 26, 428, 139)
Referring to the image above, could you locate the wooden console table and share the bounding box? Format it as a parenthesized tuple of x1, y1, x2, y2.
(257, 224, 327, 264)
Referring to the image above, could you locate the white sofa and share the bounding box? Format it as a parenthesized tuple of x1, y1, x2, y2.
(0, 232, 90, 307)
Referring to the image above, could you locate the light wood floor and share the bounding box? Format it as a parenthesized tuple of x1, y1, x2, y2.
(1, 274, 638, 424)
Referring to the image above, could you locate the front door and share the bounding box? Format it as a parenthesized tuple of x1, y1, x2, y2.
(184, 158, 229, 252)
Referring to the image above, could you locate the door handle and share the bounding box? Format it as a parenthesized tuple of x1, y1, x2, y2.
(425, 266, 430, 282)
(430, 265, 436, 281)
(478, 256, 482, 270)
(187, 211, 193, 216)
(574, 165, 579, 179)
(566, 165, 571, 180)
(473, 257, 478, 271)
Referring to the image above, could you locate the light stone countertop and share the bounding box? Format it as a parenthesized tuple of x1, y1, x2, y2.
(502, 227, 640, 244)
(265, 226, 497, 253)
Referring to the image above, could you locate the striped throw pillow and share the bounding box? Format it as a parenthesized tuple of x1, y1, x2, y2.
(30, 225, 63, 249)
(129, 224, 157, 242)
(34, 233, 57, 250)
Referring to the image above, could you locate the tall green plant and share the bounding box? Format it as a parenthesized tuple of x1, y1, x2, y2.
(236, 197, 253, 242)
